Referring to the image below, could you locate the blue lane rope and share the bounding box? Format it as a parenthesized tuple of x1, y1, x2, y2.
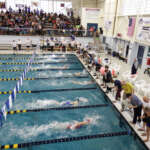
(0, 131, 129, 149)
(7, 104, 109, 115)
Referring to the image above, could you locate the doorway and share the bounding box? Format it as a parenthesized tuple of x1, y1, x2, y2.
(137, 45, 145, 68)
(125, 44, 129, 58)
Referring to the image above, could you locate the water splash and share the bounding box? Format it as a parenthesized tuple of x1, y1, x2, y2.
(26, 97, 88, 109)
(26, 99, 60, 108)
(71, 80, 93, 85)
(12, 114, 101, 139)
(79, 97, 88, 103)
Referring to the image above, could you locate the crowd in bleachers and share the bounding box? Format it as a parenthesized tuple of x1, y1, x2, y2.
(0, 7, 85, 36)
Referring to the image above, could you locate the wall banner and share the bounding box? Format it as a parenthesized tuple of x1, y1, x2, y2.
(136, 17, 150, 43)
(104, 21, 112, 31)
(127, 17, 136, 37)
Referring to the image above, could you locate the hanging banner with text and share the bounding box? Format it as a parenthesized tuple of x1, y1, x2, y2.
(136, 17, 150, 43)
(104, 20, 112, 32)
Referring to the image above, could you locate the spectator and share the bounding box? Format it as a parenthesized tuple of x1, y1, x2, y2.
(0, 9, 83, 36)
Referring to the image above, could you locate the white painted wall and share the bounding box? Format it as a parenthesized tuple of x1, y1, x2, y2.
(127, 42, 149, 71)
(81, 7, 101, 29)
(0, 35, 93, 47)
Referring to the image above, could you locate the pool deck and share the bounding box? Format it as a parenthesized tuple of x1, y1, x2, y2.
(0, 50, 150, 149)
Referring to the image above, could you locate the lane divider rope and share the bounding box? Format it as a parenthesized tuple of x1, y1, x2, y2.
(0, 68, 83, 72)
(6, 104, 108, 115)
(0, 56, 76, 60)
(0, 87, 97, 95)
(0, 61, 78, 65)
(0, 76, 89, 81)
(0, 131, 129, 149)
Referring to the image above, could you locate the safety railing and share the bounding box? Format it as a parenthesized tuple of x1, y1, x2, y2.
(0, 27, 97, 37)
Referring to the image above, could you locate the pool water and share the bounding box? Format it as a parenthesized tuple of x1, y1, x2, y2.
(0, 54, 148, 150)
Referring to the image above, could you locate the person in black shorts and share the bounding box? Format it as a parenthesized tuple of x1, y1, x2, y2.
(17, 39, 22, 51)
(138, 97, 150, 136)
(62, 44, 66, 52)
(102, 65, 112, 88)
(26, 38, 31, 51)
(113, 80, 122, 101)
(127, 94, 143, 125)
(141, 107, 150, 142)
(12, 40, 17, 54)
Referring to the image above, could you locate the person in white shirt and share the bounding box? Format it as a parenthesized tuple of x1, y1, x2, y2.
(17, 39, 22, 51)
(40, 39, 44, 50)
(50, 40, 55, 52)
(62, 40, 67, 52)
(43, 40, 47, 50)
(71, 40, 75, 50)
(12, 40, 17, 53)
(26, 38, 31, 51)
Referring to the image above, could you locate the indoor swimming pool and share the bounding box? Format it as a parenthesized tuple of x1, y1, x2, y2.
(0, 54, 148, 150)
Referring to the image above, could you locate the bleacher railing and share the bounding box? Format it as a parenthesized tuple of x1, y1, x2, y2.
(0, 27, 98, 37)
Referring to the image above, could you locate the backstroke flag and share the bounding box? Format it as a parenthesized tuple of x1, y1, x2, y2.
(8, 95, 13, 109)
(127, 17, 136, 37)
(1, 105, 7, 120)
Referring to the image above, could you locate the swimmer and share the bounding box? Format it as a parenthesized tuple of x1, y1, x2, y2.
(67, 119, 91, 130)
(61, 98, 80, 106)
(71, 80, 94, 85)
(70, 98, 80, 106)
(74, 72, 81, 76)
(62, 65, 69, 69)
(50, 65, 69, 69)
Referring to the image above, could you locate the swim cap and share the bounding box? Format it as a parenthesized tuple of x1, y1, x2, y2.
(66, 101, 71, 105)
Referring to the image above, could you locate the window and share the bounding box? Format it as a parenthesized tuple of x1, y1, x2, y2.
(147, 47, 150, 57)
(6, 0, 72, 14)
(119, 0, 150, 16)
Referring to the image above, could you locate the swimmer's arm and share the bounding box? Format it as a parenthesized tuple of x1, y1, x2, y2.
(72, 81, 81, 84)
(74, 73, 80, 76)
